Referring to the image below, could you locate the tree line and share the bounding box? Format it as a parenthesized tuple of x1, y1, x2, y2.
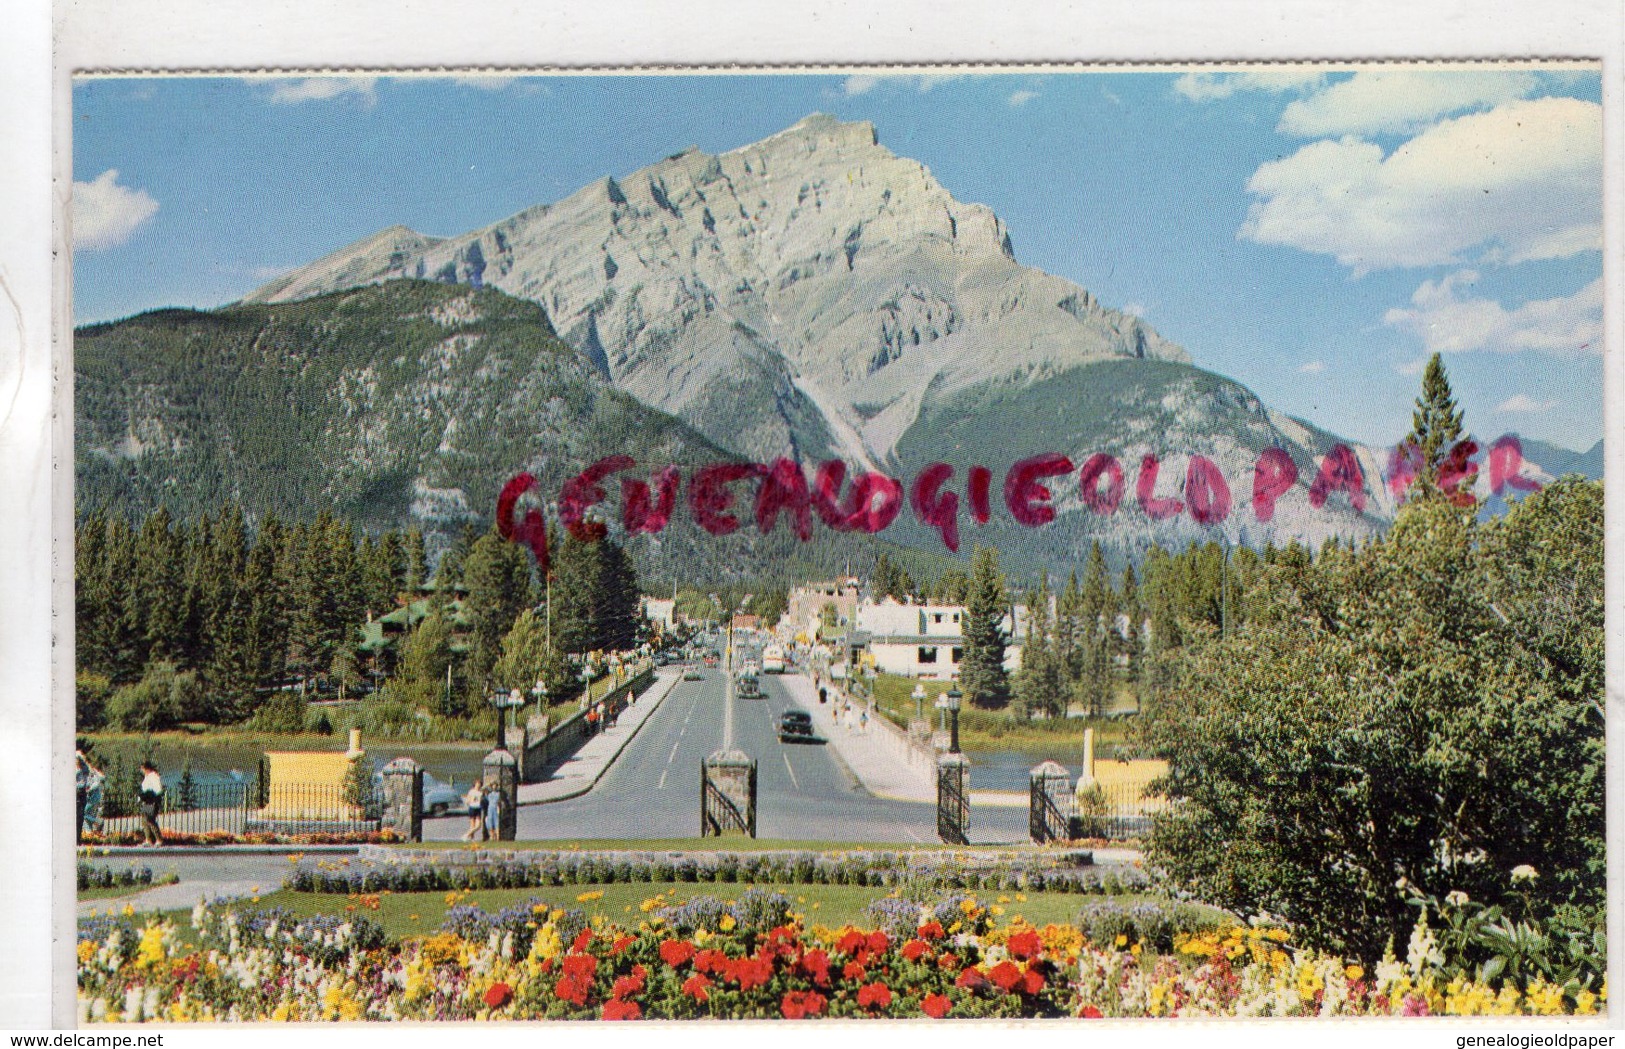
(76, 506, 642, 735)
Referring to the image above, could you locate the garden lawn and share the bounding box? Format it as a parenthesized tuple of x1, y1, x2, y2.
(78, 885, 153, 902)
(158, 884, 1183, 943)
(866, 674, 1134, 751)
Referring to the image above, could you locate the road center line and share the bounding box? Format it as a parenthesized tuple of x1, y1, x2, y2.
(782, 752, 800, 790)
(667, 740, 681, 764)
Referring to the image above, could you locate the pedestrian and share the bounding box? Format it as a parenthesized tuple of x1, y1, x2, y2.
(137, 761, 164, 846)
(818, 686, 827, 705)
(75, 750, 105, 842)
(462, 778, 485, 842)
(860, 709, 869, 734)
(483, 780, 503, 841)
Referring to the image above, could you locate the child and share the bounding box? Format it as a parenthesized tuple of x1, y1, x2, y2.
(462, 778, 485, 842)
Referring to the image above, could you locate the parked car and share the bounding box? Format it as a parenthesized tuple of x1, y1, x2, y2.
(421, 774, 463, 817)
(778, 710, 816, 743)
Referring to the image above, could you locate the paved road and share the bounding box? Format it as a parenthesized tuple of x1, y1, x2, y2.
(422, 669, 1029, 844)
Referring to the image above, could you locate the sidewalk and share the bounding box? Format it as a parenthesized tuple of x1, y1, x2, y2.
(780, 674, 1026, 808)
(516, 668, 681, 805)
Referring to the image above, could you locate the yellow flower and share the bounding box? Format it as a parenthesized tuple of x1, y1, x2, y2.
(1574, 990, 1597, 1015)
(121, 904, 135, 918)
(409, 914, 419, 921)
(959, 899, 978, 914)
(576, 890, 604, 903)
(550, 909, 565, 921)
(1115, 934, 1128, 947)
(719, 914, 737, 932)
(1345, 964, 1364, 982)
(534, 904, 549, 915)
(76, 940, 96, 964)
(991, 905, 1005, 916)
(1015, 893, 1027, 902)
(1130, 943, 1142, 956)
(997, 895, 1010, 903)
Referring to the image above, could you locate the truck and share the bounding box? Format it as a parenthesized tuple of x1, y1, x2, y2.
(761, 644, 786, 674)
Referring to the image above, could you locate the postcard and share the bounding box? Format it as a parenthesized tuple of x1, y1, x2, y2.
(64, 65, 1607, 1025)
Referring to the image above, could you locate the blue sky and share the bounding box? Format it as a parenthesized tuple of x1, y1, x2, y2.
(72, 69, 1603, 452)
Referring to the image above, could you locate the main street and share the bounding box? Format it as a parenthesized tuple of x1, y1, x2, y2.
(425, 667, 1031, 844)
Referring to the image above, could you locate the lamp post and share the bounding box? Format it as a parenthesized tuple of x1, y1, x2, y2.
(912, 681, 927, 722)
(530, 677, 548, 713)
(491, 688, 524, 751)
(943, 687, 962, 755)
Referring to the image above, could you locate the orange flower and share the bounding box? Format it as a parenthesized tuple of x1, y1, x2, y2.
(921, 993, 951, 1018)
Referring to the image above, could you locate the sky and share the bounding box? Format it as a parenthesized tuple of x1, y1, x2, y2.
(71, 68, 1604, 453)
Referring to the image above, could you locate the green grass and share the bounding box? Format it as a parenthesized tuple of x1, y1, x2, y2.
(163, 883, 1177, 942)
(78, 884, 152, 902)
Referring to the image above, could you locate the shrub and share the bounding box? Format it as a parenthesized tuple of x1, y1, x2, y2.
(1075, 899, 1230, 953)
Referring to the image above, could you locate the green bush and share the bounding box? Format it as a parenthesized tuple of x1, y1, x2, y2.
(1075, 899, 1231, 953)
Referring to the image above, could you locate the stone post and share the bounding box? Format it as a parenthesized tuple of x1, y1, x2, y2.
(482, 749, 519, 842)
(380, 757, 423, 843)
(701, 749, 757, 837)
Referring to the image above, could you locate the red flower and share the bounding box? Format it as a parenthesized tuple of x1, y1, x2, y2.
(632, 963, 648, 981)
(955, 967, 988, 991)
(601, 998, 641, 1021)
(483, 982, 513, 1009)
(987, 960, 1024, 993)
(571, 929, 594, 952)
(917, 921, 945, 940)
(1080, 1004, 1103, 1018)
(798, 948, 831, 987)
(611, 934, 635, 954)
(780, 989, 828, 1020)
(612, 973, 644, 999)
(856, 982, 893, 1009)
(1021, 965, 1046, 995)
(901, 939, 929, 961)
(937, 952, 961, 971)
(660, 940, 696, 967)
(561, 953, 598, 981)
(554, 974, 591, 1007)
(728, 954, 775, 992)
(1006, 929, 1042, 961)
(694, 948, 730, 975)
(921, 993, 951, 1018)
(681, 973, 712, 1002)
(836, 929, 866, 955)
(842, 960, 867, 982)
(866, 930, 891, 954)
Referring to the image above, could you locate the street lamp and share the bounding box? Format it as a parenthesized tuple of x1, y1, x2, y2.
(940, 687, 962, 754)
(912, 681, 927, 721)
(530, 677, 548, 712)
(490, 688, 525, 751)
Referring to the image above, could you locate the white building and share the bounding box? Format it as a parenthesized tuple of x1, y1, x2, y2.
(856, 599, 1025, 679)
(642, 597, 677, 631)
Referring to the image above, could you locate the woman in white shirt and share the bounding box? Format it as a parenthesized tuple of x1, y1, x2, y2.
(138, 761, 163, 845)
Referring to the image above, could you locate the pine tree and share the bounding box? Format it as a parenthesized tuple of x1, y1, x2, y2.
(1015, 575, 1063, 718)
(403, 527, 428, 594)
(1406, 352, 1466, 492)
(960, 546, 1011, 710)
(135, 507, 185, 664)
(1118, 563, 1144, 680)
(463, 529, 534, 687)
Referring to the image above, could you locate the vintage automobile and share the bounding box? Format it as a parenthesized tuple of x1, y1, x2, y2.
(737, 671, 762, 698)
(778, 710, 816, 743)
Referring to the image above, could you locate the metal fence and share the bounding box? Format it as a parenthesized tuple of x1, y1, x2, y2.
(92, 779, 381, 838)
(1077, 780, 1171, 840)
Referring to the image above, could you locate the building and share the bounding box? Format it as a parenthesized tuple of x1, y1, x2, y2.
(855, 599, 1026, 679)
(641, 597, 677, 631)
(784, 578, 862, 639)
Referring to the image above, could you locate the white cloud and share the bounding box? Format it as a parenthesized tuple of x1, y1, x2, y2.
(448, 76, 517, 91)
(1496, 394, 1557, 413)
(843, 73, 966, 96)
(1008, 90, 1039, 107)
(72, 169, 158, 251)
(1383, 270, 1603, 355)
(267, 77, 378, 105)
(1277, 70, 1539, 137)
(1173, 69, 1325, 102)
(1241, 96, 1601, 272)
(1297, 360, 1326, 374)
(1394, 358, 1428, 376)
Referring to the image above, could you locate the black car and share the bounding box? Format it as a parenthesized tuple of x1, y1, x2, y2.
(778, 710, 816, 743)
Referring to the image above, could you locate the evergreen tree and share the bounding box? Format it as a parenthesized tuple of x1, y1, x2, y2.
(1405, 351, 1466, 492)
(1014, 575, 1063, 718)
(1118, 563, 1144, 680)
(960, 546, 1011, 710)
(403, 527, 428, 594)
(390, 609, 456, 716)
(135, 507, 185, 664)
(1055, 567, 1082, 684)
(463, 529, 534, 687)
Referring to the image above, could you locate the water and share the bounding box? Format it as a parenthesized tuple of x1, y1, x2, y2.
(962, 749, 1086, 792)
(86, 739, 490, 792)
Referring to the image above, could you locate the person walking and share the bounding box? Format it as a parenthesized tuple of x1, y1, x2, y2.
(75, 750, 105, 843)
(462, 778, 485, 842)
(137, 761, 164, 845)
(482, 780, 503, 842)
(859, 709, 869, 734)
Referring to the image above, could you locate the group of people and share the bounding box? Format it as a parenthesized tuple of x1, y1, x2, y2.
(76, 751, 165, 845)
(460, 778, 506, 842)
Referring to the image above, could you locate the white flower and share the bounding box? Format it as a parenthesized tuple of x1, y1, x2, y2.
(1511, 864, 1538, 883)
(1445, 890, 1470, 907)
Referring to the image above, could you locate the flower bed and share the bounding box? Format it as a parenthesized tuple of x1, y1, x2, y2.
(78, 863, 155, 892)
(76, 893, 1604, 1021)
(291, 849, 1141, 897)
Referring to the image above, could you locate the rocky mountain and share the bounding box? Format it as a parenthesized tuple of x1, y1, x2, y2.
(75, 280, 957, 585)
(248, 114, 1189, 470)
(241, 114, 1399, 558)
